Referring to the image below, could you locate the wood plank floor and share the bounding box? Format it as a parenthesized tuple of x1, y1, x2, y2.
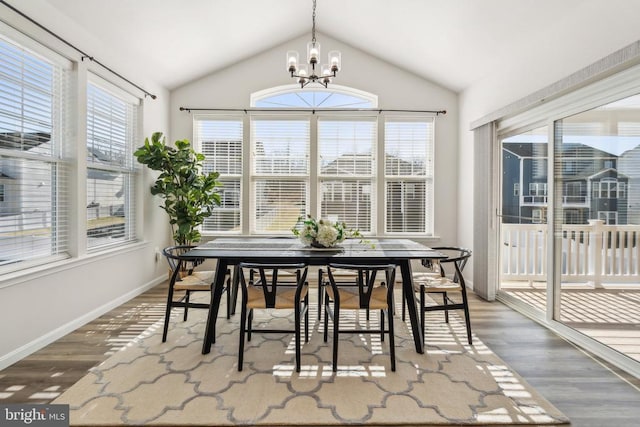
(1, 280, 639, 426)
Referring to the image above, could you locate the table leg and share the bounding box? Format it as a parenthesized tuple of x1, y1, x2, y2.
(202, 259, 229, 354)
(400, 260, 424, 354)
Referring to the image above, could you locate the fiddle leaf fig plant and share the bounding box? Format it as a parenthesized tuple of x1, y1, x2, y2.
(134, 131, 222, 246)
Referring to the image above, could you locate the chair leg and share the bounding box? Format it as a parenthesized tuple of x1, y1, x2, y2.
(294, 300, 302, 373)
(461, 291, 473, 345)
(323, 291, 329, 343)
(443, 292, 449, 323)
(380, 309, 385, 342)
(226, 276, 231, 319)
(248, 309, 253, 341)
(183, 291, 190, 321)
(162, 282, 176, 343)
(420, 286, 425, 342)
(238, 300, 247, 372)
(304, 293, 309, 343)
(332, 301, 340, 372)
(401, 284, 406, 321)
(317, 269, 324, 320)
(388, 306, 396, 372)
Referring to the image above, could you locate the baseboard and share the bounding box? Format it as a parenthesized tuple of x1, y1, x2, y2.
(0, 275, 166, 370)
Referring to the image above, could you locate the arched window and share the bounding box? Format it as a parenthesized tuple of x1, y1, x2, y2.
(251, 84, 377, 109)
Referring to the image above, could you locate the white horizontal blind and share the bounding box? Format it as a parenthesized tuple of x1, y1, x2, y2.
(318, 117, 376, 232)
(86, 79, 138, 249)
(251, 116, 309, 233)
(384, 117, 434, 234)
(194, 116, 243, 233)
(0, 35, 70, 270)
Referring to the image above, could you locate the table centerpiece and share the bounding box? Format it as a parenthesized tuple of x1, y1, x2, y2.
(291, 215, 362, 248)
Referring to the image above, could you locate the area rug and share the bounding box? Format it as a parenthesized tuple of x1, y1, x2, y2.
(53, 293, 569, 426)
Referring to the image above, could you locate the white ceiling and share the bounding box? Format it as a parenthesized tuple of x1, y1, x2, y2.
(40, 0, 640, 92)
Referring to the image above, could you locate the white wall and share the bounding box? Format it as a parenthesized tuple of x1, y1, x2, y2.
(171, 32, 459, 246)
(0, 3, 171, 368)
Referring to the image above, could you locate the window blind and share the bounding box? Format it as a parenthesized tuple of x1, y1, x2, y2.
(251, 117, 309, 233)
(86, 79, 138, 250)
(0, 35, 70, 270)
(318, 117, 376, 232)
(194, 116, 243, 233)
(384, 117, 434, 234)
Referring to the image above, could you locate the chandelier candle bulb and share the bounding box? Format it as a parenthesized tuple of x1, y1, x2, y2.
(286, 51, 299, 72)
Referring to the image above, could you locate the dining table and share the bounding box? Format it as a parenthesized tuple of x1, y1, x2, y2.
(179, 237, 446, 355)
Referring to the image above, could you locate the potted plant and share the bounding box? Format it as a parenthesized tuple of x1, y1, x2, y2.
(134, 131, 222, 246)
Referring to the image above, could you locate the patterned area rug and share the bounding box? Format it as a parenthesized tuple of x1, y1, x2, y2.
(54, 293, 569, 426)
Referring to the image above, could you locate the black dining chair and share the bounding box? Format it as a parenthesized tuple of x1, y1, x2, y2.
(237, 262, 310, 372)
(404, 247, 473, 345)
(323, 263, 397, 372)
(162, 245, 231, 342)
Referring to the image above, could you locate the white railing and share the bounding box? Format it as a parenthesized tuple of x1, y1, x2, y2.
(502, 220, 640, 286)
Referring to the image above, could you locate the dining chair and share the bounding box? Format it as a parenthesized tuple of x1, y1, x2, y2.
(162, 245, 231, 342)
(323, 263, 397, 372)
(237, 262, 309, 372)
(317, 268, 370, 321)
(406, 247, 473, 345)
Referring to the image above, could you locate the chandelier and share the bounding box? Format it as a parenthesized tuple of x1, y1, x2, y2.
(286, 0, 341, 88)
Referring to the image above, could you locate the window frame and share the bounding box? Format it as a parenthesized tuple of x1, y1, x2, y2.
(85, 73, 140, 252)
(0, 26, 72, 273)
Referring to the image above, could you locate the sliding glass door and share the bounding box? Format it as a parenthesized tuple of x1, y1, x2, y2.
(497, 93, 640, 365)
(499, 126, 550, 314)
(554, 94, 640, 362)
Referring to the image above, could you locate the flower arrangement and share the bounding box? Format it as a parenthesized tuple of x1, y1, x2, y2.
(291, 215, 362, 248)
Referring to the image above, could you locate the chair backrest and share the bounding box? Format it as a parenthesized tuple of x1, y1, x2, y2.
(238, 262, 308, 308)
(431, 247, 472, 283)
(327, 263, 396, 308)
(162, 245, 205, 278)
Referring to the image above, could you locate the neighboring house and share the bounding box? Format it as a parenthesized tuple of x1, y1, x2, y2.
(502, 142, 630, 224)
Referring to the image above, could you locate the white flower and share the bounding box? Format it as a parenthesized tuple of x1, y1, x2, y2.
(299, 224, 316, 245)
(316, 224, 339, 247)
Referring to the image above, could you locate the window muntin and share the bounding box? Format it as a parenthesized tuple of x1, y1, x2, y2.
(86, 79, 138, 250)
(0, 35, 70, 270)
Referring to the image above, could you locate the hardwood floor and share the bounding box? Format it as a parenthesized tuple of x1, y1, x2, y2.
(1, 280, 639, 426)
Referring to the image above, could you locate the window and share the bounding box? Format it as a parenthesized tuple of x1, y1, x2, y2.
(86, 77, 138, 249)
(0, 183, 4, 202)
(194, 87, 437, 237)
(528, 182, 547, 196)
(252, 85, 376, 108)
(532, 208, 546, 224)
(251, 116, 310, 233)
(195, 116, 243, 233)
(0, 33, 71, 270)
(595, 178, 618, 198)
(384, 117, 434, 233)
(598, 211, 617, 225)
(513, 183, 520, 196)
(318, 117, 375, 231)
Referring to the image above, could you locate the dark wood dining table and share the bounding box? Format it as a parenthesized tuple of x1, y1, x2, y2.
(180, 237, 446, 355)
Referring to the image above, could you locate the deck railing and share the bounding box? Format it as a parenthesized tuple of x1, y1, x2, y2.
(501, 220, 640, 285)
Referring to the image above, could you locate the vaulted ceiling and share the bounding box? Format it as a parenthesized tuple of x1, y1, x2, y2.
(36, 0, 640, 92)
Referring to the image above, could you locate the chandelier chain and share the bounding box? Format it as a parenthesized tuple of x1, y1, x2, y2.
(311, 0, 317, 44)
